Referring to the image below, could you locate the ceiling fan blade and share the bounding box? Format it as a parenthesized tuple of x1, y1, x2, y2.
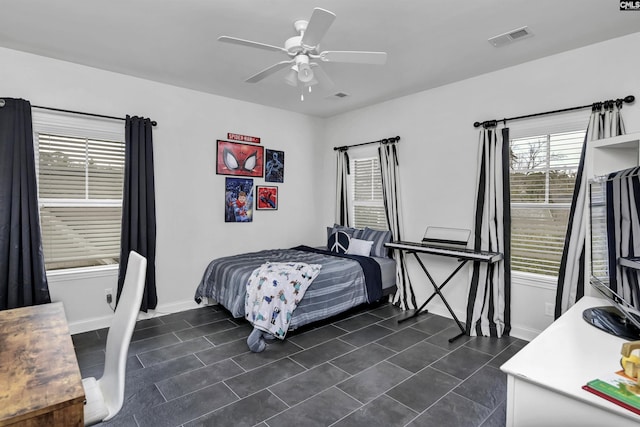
(310, 63, 335, 89)
(320, 51, 388, 65)
(245, 60, 294, 83)
(301, 8, 336, 47)
(218, 36, 287, 53)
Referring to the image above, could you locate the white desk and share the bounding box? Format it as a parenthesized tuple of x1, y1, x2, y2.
(501, 296, 640, 426)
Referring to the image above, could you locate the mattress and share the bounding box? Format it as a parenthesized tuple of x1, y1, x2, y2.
(373, 256, 397, 291)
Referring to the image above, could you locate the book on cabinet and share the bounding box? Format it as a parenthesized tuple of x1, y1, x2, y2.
(583, 370, 640, 416)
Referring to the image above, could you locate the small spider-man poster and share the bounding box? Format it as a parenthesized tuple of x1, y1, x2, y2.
(256, 185, 278, 210)
(216, 140, 264, 177)
(225, 177, 253, 222)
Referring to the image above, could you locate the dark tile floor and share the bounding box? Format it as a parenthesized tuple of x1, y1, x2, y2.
(72, 302, 527, 427)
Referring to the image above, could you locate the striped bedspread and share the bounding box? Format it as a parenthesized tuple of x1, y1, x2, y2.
(194, 247, 378, 331)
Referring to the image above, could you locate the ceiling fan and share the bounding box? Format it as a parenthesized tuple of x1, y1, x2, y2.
(218, 7, 387, 100)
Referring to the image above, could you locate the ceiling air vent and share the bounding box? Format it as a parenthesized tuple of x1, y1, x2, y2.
(488, 26, 533, 48)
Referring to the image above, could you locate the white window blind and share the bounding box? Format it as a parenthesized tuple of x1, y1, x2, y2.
(510, 126, 586, 278)
(352, 157, 387, 230)
(33, 112, 125, 271)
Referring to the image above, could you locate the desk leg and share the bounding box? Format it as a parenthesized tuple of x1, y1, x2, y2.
(398, 253, 468, 341)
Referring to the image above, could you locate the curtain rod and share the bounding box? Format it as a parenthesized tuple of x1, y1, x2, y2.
(473, 95, 635, 128)
(333, 135, 400, 151)
(30, 104, 158, 126)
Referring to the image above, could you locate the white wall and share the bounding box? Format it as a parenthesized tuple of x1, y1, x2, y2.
(0, 47, 326, 333)
(3, 31, 639, 338)
(322, 32, 640, 340)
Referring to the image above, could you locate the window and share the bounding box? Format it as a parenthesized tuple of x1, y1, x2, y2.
(33, 112, 125, 271)
(510, 129, 585, 277)
(351, 157, 387, 230)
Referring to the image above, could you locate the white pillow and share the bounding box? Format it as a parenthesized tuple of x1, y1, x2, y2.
(346, 238, 374, 256)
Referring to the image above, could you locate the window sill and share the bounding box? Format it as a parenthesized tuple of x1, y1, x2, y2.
(512, 271, 557, 290)
(47, 265, 119, 283)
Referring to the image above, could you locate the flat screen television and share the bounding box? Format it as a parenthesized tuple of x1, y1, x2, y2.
(586, 176, 640, 340)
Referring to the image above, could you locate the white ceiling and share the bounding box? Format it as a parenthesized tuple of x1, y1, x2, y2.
(1, 1, 638, 118)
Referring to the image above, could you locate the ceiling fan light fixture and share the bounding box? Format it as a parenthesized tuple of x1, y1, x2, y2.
(298, 64, 314, 83)
(285, 66, 298, 86)
(305, 76, 318, 87)
(297, 63, 314, 83)
(294, 55, 315, 83)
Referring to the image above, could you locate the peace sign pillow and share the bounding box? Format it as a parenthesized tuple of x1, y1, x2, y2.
(328, 231, 350, 254)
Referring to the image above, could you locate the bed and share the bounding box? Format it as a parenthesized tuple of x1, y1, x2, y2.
(194, 227, 397, 347)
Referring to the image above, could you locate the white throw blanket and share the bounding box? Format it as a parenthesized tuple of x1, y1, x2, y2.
(245, 261, 322, 339)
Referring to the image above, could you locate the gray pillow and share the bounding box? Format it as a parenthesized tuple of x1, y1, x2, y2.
(326, 224, 359, 241)
(358, 227, 392, 258)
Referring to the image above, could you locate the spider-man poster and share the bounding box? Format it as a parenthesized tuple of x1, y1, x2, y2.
(265, 149, 284, 183)
(225, 177, 253, 222)
(216, 140, 264, 177)
(256, 186, 278, 210)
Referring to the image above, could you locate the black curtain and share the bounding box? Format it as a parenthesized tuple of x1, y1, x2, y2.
(117, 116, 157, 311)
(0, 98, 50, 310)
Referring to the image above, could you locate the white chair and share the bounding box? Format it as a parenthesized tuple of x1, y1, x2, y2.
(82, 251, 147, 425)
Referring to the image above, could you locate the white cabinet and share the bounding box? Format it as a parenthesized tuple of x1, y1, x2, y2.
(500, 296, 640, 427)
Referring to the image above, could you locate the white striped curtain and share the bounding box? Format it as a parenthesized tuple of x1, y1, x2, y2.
(606, 167, 640, 308)
(467, 127, 511, 337)
(378, 142, 416, 310)
(555, 101, 626, 318)
(335, 149, 350, 226)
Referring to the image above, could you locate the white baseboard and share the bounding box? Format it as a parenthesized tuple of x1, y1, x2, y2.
(68, 299, 201, 335)
(508, 324, 542, 342)
(426, 303, 541, 342)
(68, 314, 114, 335)
(424, 303, 465, 325)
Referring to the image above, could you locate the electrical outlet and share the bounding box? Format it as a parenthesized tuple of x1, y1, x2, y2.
(104, 288, 113, 304)
(544, 302, 554, 317)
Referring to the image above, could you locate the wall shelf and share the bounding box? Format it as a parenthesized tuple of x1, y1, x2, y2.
(589, 132, 640, 178)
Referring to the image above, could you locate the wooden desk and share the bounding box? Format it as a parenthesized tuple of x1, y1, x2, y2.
(0, 302, 84, 426)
